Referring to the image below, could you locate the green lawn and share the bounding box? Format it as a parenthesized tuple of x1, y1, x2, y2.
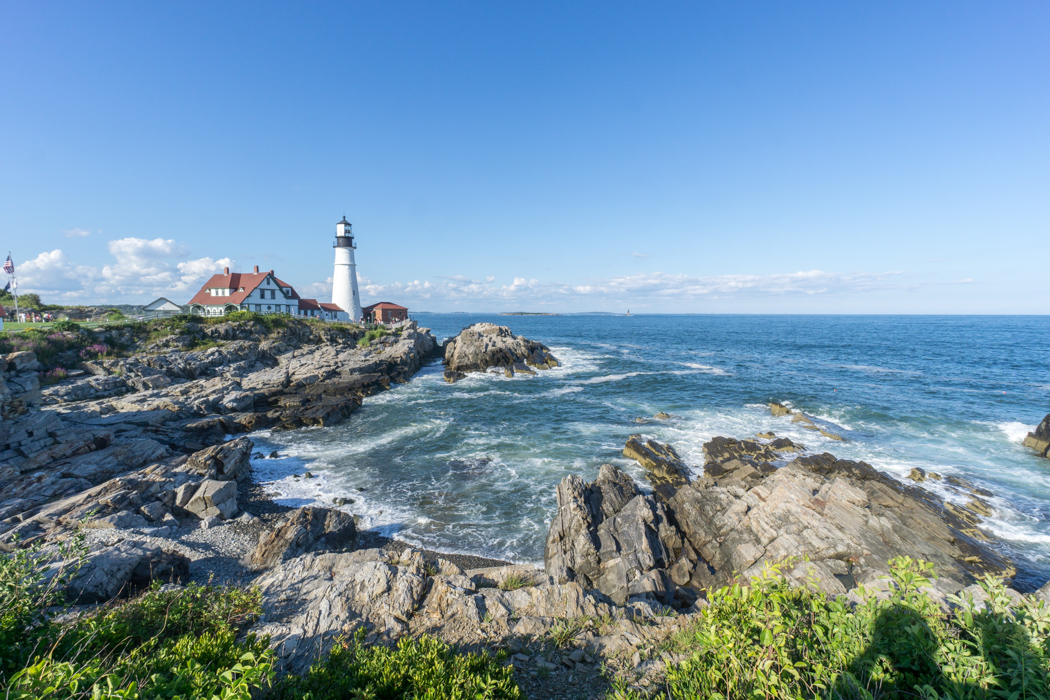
(0, 320, 130, 332)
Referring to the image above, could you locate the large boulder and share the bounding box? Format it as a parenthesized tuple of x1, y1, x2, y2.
(249, 506, 358, 568)
(186, 437, 253, 481)
(443, 324, 558, 382)
(544, 464, 685, 605)
(250, 549, 429, 670)
(183, 479, 238, 519)
(63, 542, 190, 604)
(1023, 414, 1050, 457)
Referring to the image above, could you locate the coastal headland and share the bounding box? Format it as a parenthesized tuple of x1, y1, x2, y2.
(2, 318, 1049, 698)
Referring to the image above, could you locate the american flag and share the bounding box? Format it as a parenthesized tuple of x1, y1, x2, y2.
(2, 255, 13, 275)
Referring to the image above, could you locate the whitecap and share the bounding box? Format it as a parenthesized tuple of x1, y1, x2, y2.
(679, 362, 730, 376)
(998, 421, 1033, 444)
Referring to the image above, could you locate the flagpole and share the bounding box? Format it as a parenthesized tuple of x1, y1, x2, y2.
(6, 252, 17, 319)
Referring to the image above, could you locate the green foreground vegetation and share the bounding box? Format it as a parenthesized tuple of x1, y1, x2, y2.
(3, 546, 1047, 700)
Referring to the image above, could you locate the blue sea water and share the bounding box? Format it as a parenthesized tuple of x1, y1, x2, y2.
(250, 315, 1050, 588)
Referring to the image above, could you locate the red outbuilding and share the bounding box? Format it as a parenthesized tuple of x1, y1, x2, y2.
(362, 302, 408, 324)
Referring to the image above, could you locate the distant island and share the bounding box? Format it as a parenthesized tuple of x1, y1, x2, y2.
(500, 312, 560, 316)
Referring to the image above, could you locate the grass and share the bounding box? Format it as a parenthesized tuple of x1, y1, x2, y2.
(1, 542, 524, 700)
(269, 630, 523, 700)
(357, 327, 389, 348)
(498, 573, 536, 591)
(548, 620, 584, 649)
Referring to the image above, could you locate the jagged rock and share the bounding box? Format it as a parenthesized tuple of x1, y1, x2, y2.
(545, 465, 683, 605)
(544, 464, 640, 587)
(250, 506, 357, 569)
(81, 510, 149, 530)
(186, 437, 253, 481)
(1036, 579, 1050, 604)
(63, 542, 190, 603)
(766, 437, 797, 452)
(769, 401, 792, 417)
(703, 436, 780, 465)
(1023, 414, 1050, 457)
(909, 467, 927, 482)
(184, 479, 238, 519)
(653, 412, 672, 420)
(250, 549, 429, 670)
(443, 324, 559, 381)
(622, 438, 691, 501)
(668, 450, 1013, 596)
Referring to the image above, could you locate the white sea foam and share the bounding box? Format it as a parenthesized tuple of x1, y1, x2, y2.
(680, 362, 730, 376)
(998, 421, 1033, 444)
(838, 364, 921, 376)
(540, 386, 584, 398)
(576, 371, 649, 385)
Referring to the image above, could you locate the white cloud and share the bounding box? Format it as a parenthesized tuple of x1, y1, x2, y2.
(629, 252, 652, 258)
(19, 250, 99, 293)
(300, 277, 333, 297)
(62, 228, 91, 238)
(17, 238, 234, 302)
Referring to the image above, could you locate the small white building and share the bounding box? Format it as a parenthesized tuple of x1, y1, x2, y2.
(143, 297, 183, 317)
(297, 298, 348, 321)
(187, 266, 303, 317)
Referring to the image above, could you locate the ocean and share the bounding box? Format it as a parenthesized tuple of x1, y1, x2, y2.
(248, 314, 1050, 588)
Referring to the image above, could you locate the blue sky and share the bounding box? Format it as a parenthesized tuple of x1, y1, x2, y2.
(1, 2, 1046, 313)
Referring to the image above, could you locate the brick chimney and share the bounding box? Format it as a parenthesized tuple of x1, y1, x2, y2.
(224, 266, 229, 275)
(254, 265, 259, 273)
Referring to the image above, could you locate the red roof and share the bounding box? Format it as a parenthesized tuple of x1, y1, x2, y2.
(298, 298, 321, 311)
(187, 270, 300, 307)
(318, 302, 343, 312)
(363, 302, 408, 311)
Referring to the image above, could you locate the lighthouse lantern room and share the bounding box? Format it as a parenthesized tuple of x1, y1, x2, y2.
(332, 216, 363, 322)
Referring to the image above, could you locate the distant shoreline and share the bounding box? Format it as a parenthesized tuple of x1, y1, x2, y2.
(499, 312, 559, 316)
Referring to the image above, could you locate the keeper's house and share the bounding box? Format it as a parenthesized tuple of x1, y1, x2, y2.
(187, 266, 346, 321)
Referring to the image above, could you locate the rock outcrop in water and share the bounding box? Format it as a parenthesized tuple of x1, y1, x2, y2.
(442, 323, 559, 383)
(546, 434, 1014, 606)
(1023, 413, 1050, 457)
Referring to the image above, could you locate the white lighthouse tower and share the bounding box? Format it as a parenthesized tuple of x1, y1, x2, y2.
(332, 216, 362, 322)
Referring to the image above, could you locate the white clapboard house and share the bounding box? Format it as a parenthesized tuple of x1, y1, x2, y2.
(186, 266, 347, 320)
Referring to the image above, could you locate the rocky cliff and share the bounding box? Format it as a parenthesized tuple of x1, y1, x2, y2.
(0, 319, 438, 550)
(546, 433, 1015, 609)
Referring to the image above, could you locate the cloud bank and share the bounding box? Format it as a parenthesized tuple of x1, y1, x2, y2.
(18, 238, 232, 301)
(352, 270, 913, 309)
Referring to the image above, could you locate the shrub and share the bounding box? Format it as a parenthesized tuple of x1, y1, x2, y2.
(614, 557, 1050, 700)
(271, 631, 522, 700)
(39, 367, 68, 385)
(52, 320, 81, 333)
(0, 548, 274, 700)
(0, 539, 84, 683)
(0, 328, 82, 368)
(357, 328, 388, 348)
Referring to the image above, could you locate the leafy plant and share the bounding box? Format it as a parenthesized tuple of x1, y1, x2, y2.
(618, 557, 1050, 699)
(271, 630, 522, 700)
